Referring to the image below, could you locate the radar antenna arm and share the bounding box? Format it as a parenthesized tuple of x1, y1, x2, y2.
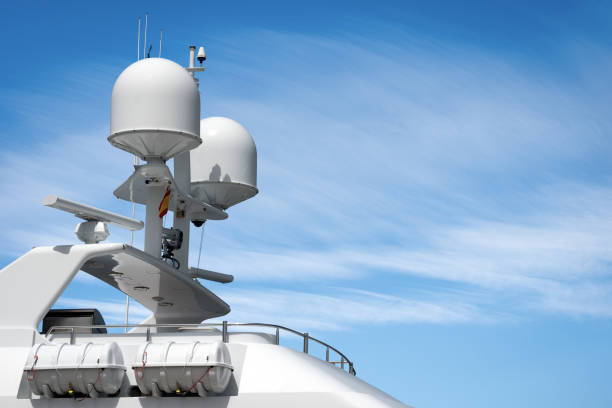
(43, 195, 144, 231)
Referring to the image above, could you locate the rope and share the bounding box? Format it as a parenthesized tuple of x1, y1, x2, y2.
(182, 366, 212, 396)
(197, 224, 205, 269)
(25, 355, 38, 381)
(134, 351, 148, 379)
(75, 368, 104, 401)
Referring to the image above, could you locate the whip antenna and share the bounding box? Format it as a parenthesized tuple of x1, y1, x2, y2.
(143, 12, 148, 60)
(137, 16, 141, 60)
(159, 29, 163, 57)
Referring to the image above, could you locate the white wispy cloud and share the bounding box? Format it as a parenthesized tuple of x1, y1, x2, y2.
(217, 287, 489, 330)
(193, 31, 612, 320)
(196, 182, 612, 318)
(57, 286, 486, 332)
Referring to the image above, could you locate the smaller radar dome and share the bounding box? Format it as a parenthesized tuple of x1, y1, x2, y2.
(191, 117, 258, 210)
(109, 58, 201, 161)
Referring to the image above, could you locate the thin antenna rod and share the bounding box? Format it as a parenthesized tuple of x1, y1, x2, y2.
(197, 224, 205, 269)
(137, 17, 141, 60)
(159, 30, 163, 58)
(143, 13, 148, 59)
(124, 295, 130, 332)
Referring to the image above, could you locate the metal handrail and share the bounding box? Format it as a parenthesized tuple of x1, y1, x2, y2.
(46, 321, 356, 375)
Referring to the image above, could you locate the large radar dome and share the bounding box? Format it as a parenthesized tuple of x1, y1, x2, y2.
(109, 58, 201, 161)
(191, 117, 258, 210)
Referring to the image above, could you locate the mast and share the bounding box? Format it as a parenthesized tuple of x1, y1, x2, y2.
(105, 45, 256, 295)
(172, 152, 191, 272)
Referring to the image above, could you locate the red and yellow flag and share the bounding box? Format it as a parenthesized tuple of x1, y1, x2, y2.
(158, 187, 171, 218)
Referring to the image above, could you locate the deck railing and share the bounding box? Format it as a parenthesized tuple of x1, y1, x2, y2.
(46, 321, 356, 376)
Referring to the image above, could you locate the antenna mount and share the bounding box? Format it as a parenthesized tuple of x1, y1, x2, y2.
(186, 45, 205, 76)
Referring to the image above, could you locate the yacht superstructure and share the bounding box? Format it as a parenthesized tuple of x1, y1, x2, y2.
(0, 39, 410, 407)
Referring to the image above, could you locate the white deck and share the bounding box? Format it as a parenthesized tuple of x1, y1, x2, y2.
(0, 244, 410, 406)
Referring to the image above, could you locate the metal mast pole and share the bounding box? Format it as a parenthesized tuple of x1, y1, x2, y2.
(173, 152, 191, 273)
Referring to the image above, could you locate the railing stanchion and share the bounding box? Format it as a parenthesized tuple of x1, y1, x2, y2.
(222, 321, 228, 343)
(275, 327, 280, 345)
(341, 357, 344, 370)
(146, 327, 151, 342)
(303, 332, 309, 353)
(70, 328, 75, 345)
(326, 346, 330, 362)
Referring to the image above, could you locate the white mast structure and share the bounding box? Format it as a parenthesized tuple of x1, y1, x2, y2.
(108, 47, 257, 285)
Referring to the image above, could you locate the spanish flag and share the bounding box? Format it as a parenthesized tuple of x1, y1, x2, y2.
(158, 187, 171, 218)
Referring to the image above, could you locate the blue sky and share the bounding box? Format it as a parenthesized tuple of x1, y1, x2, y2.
(1, 1, 612, 407)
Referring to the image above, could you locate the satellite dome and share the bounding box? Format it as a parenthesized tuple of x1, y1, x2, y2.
(108, 58, 201, 161)
(191, 117, 258, 210)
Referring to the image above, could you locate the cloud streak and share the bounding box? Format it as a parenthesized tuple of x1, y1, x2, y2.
(219, 287, 489, 329)
(57, 286, 487, 332)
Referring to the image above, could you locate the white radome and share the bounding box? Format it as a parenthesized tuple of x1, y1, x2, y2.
(108, 58, 201, 161)
(191, 117, 258, 209)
